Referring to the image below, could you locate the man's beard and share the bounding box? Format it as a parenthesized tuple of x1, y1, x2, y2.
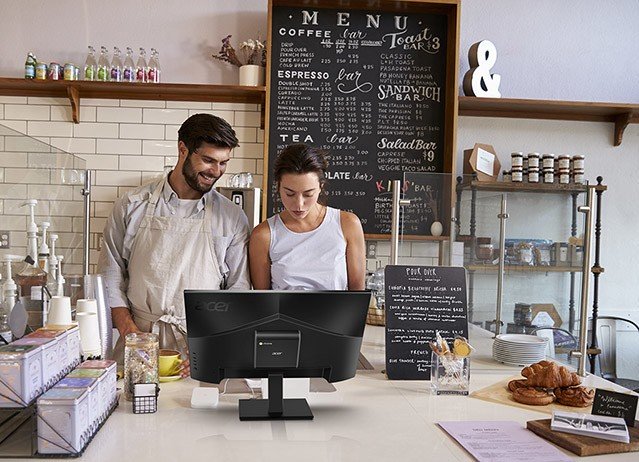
(182, 153, 218, 193)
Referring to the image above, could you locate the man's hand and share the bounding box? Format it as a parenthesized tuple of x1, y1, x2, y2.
(112, 307, 141, 338)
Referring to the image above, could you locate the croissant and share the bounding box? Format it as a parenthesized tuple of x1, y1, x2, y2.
(521, 361, 581, 388)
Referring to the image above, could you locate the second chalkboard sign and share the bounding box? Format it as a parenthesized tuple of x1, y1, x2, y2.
(266, 1, 460, 236)
(385, 265, 468, 380)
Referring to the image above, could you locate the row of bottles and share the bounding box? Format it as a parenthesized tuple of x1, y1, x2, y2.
(84, 46, 161, 83)
(0, 199, 67, 343)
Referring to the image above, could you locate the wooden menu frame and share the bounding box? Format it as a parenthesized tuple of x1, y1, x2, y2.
(263, 0, 460, 239)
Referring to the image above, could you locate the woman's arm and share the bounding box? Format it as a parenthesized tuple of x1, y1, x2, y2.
(340, 211, 366, 290)
(248, 220, 273, 289)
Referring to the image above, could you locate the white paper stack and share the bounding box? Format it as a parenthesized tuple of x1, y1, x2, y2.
(492, 334, 547, 366)
(551, 410, 629, 443)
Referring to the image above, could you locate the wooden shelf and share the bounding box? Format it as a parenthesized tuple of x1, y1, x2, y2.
(466, 264, 582, 273)
(458, 96, 639, 146)
(0, 78, 266, 126)
(457, 180, 593, 194)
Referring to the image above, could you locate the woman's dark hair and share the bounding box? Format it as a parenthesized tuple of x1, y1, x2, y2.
(178, 113, 239, 153)
(274, 144, 329, 203)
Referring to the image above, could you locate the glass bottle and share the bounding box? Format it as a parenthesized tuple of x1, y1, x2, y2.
(97, 46, 110, 82)
(124, 332, 159, 400)
(37, 221, 51, 273)
(110, 47, 123, 82)
(15, 202, 47, 326)
(123, 47, 136, 82)
(147, 48, 161, 83)
(83, 46, 97, 81)
(135, 48, 148, 83)
(25, 52, 37, 79)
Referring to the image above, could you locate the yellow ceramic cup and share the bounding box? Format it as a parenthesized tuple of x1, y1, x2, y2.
(158, 349, 183, 377)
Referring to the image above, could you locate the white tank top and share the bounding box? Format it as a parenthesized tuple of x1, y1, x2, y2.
(268, 206, 348, 290)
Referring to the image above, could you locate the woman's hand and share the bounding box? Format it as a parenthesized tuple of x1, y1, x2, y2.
(179, 355, 191, 378)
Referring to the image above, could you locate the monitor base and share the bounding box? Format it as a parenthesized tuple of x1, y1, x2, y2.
(239, 398, 314, 420)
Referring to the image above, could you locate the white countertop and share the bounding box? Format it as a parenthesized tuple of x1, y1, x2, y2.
(12, 325, 639, 461)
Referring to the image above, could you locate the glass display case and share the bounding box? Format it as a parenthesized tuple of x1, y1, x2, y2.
(0, 123, 89, 328)
(388, 172, 604, 369)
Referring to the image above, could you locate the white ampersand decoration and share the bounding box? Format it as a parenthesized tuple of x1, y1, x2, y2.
(462, 40, 501, 98)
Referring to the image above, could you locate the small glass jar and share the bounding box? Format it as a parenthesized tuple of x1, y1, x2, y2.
(502, 170, 511, 182)
(512, 167, 523, 182)
(559, 169, 570, 184)
(572, 155, 585, 170)
(514, 302, 533, 326)
(558, 155, 570, 170)
(543, 169, 554, 184)
(430, 352, 470, 396)
(573, 169, 585, 184)
(528, 167, 540, 183)
(124, 332, 159, 401)
(511, 152, 523, 168)
(542, 154, 556, 170)
(527, 152, 540, 169)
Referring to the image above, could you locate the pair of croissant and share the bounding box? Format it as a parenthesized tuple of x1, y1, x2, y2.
(521, 360, 581, 388)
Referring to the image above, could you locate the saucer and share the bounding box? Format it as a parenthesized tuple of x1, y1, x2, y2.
(159, 374, 182, 383)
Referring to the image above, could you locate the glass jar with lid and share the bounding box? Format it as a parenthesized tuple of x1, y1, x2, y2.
(527, 152, 540, 169)
(511, 152, 523, 168)
(124, 332, 159, 401)
(542, 154, 556, 170)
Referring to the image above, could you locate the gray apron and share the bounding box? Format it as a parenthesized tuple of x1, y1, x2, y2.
(113, 179, 224, 362)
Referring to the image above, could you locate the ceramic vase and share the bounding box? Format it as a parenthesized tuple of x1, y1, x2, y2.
(239, 65, 265, 86)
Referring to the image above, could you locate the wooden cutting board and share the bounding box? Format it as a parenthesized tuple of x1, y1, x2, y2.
(527, 418, 639, 456)
(471, 376, 593, 415)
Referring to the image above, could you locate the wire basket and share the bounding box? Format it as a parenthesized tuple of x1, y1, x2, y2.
(132, 383, 159, 414)
(366, 306, 385, 326)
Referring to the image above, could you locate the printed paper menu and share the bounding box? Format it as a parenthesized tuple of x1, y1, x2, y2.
(438, 421, 572, 462)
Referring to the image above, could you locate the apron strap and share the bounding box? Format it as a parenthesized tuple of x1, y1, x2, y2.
(130, 306, 188, 354)
(144, 178, 166, 218)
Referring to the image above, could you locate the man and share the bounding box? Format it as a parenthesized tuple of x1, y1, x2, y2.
(98, 114, 250, 373)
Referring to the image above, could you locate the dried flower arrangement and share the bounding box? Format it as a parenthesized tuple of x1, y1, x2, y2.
(212, 35, 266, 67)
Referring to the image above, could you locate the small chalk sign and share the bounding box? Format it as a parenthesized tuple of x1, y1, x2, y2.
(384, 265, 468, 380)
(592, 388, 638, 427)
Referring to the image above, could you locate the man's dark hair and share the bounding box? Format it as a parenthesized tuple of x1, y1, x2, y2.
(178, 113, 239, 153)
(274, 143, 329, 204)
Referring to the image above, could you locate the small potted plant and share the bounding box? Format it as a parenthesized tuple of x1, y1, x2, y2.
(212, 35, 266, 86)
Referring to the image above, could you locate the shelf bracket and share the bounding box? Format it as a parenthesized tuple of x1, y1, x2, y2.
(67, 85, 80, 124)
(613, 111, 639, 146)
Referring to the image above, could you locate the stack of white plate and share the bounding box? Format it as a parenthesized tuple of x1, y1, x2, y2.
(492, 334, 548, 366)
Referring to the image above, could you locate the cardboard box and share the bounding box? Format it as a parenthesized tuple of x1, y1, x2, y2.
(531, 303, 562, 328)
(463, 143, 501, 181)
(552, 242, 570, 267)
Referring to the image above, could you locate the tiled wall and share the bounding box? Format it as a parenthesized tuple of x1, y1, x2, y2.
(0, 96, 441, 275)
(0, 96, 264, 273)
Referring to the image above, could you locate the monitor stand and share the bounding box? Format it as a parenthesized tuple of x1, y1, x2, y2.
(239, 373, 314, 421)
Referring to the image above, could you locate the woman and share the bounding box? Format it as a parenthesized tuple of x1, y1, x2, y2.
(249, 143, 366, 290)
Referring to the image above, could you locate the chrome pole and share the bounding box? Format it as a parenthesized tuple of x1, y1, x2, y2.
(577, 187, 595, 376)
(82, 170, 92, 275)
(449, 206, 457, 266)
(494, 194, 508, 337)
(390, 180, 411, 265)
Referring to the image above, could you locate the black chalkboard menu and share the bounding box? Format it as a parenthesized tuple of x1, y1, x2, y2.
(266, 1, 459, 236)
(385, 265, 468, 380)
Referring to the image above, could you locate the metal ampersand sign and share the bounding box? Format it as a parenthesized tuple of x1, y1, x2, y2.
(463, 40, 501, 98)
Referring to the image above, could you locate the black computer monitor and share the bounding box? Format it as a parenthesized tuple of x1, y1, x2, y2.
(184, 290, 370, 421)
